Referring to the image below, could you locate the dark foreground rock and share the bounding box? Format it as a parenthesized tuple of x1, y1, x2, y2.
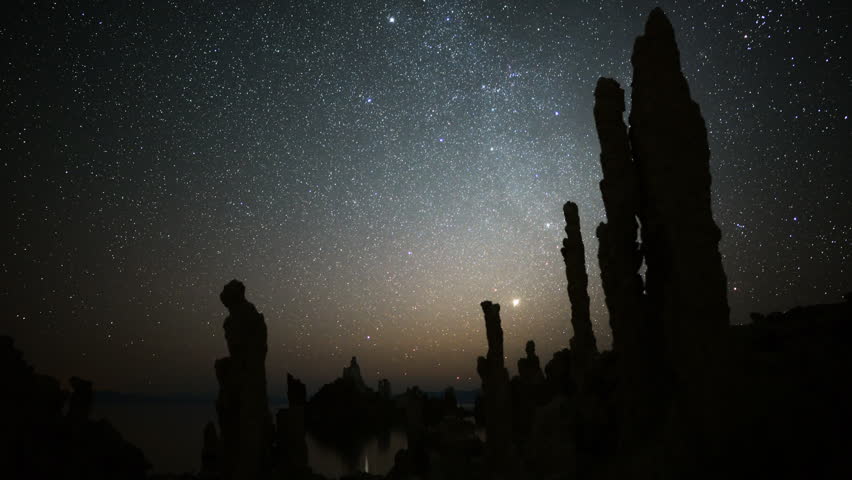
(0, 336, 150, 479)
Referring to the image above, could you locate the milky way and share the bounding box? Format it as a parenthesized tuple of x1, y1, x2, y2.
(3, 0, 849, 395)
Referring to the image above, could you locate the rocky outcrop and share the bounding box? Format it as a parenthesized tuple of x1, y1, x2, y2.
(624, 9, 731, 469)
(594, 76, 668, 452)
(200, 421, 221, 478)
(592, 77, 646, 357)
(215, 280, 271, 480)
(0, 336, 149, 479)
(476, 301, 521, 479)
(287, 373, 307, 408)
(512, 340, 546, 454)
(543, 348, 574, 396)
(587, 9, 734, 467)
(516, 340, 545, 385)
(342, 356, 368, 393)
(629, 7, 729, 379)
(68, 376, 93, 424)
(404, 387, 428, 475)
(377, 378, 391, 400)
(280, 373, 308, 471)
(561, 202, 599, 385)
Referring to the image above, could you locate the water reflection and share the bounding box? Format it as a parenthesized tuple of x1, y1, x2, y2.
(93, 401, 407, 477)
(306, 428, 407, 478)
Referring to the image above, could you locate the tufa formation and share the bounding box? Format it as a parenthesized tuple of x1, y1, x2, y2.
(215, 280, 272, 480)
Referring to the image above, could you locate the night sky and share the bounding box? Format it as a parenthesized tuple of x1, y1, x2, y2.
(3, 0, 849, 396)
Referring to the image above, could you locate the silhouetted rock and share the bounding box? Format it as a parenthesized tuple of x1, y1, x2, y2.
(543, 348, 574, 396)
(200, 421, 221, 478)
(477, 301, 522, 479)
(403, 387, 428, 474)
(561, 202, 599, 395)
(593, 75, 669, 456)
(215, 280, 271, 480)
(720, 297, 852, 478)
(624, 9, 732, 470)
(287, 373, 307, 407)
(592, 77, 647, 357)
(561, 202, 599, 362)
(511, 340, 547, 459)
(442, 386, 458, 412)
(0, 336, 150, 479)
(378, 378, 392, 399)
(526, 394, 577, 479)
(342, 356, 368, 393)
(516, 340, 544, 386)
(68, 376, 93, 423)
(306, 356, 396, 457)
(281, 373, 308, 471)
(429, 415, 485, 480)
(630, 8, 729, 377)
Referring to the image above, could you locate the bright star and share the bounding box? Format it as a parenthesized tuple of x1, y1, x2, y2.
(389, 17, 395, 23)
(512, 298, 520, 307)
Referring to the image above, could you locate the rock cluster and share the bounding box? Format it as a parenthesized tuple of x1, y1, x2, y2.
(591, 7, 731, 463)
(0, 336, 150, 479)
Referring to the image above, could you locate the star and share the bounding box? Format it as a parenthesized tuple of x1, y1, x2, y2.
(3, 0, 846, 423)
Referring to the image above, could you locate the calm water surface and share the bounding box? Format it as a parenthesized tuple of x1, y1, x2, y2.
(94, 402, 406, 478)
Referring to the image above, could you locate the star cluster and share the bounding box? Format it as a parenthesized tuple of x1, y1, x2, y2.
(2, 0, 849, 395)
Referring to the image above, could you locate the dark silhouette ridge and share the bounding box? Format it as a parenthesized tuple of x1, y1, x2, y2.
(68, 375, 94, 423)
(0, 336, 150, 479)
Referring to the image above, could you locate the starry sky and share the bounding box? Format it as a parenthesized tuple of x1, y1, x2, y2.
(2, 0, 849, 396)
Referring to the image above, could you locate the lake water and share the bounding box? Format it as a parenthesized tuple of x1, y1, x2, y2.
(93, 402, 407, 478)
